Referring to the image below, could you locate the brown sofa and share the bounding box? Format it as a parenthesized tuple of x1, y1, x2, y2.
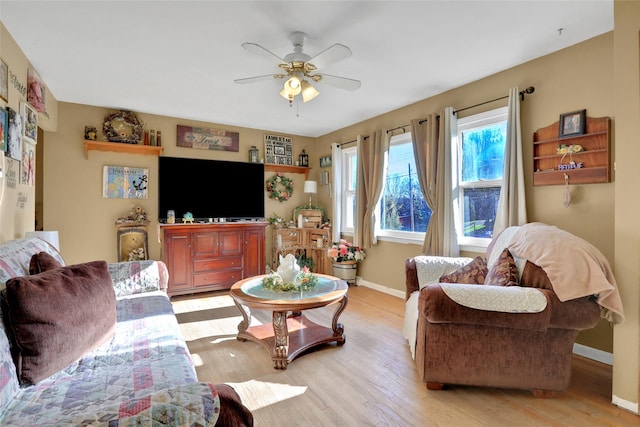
(403, 223, 622, 397)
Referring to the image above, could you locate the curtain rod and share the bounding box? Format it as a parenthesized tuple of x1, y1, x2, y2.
(454, 86, 535, 115)
(338, 135, 368, 147)
(338, 86, 535, 145)
(387, 118, 428, 135)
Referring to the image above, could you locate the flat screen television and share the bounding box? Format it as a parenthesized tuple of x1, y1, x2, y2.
(158, 156, 265, 222)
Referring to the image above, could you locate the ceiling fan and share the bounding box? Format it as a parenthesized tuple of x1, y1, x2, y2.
(234, 31, 361, 104)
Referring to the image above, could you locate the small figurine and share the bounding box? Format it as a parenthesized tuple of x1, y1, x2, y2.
(277, 254, 300, 284)
(84, 125, 97, 141)
(182, 212, 194, 224)
(117, 205, 148, 224)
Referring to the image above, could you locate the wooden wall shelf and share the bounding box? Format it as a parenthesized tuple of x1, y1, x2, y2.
(84, 140, 164, 156)
(264, 164, 310, 179)
(533, 116, 611, 186)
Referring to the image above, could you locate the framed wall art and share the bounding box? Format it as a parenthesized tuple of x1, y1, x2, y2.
(264, 134, 293, 165)
(21, 102, 37, 143)
(0, 59, 7, 102)
(22, 140, 35, 186)
(27, 67, 46, 114)
(176, 125, 239, 152)
(559, 109, 586, 138)
(6, 107, 22, 161)
(0, 107, 7, 151)
(102, 166, 149, 199)
(320, 155, 332, 167)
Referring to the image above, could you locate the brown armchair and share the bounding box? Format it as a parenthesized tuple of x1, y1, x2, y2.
(403, 223, 621, 397)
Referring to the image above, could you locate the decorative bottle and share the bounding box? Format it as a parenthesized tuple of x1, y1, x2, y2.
(156, 130, 162, 147)
(143, 130, 150, 146)
(150, 130, 156, 146)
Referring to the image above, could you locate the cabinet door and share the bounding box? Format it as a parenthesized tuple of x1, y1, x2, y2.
(244, 227, 265, 277)
(163, 232, 192, 291)
(219, 230, 243, 256)
(192, 231, 219, 258)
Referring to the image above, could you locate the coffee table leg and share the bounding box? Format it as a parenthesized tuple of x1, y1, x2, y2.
(272, 310, 289, 369)
(332, 294, 348, 343)
(232, 298, 251, 337)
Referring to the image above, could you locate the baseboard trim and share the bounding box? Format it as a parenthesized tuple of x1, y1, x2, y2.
(612, 395, 639, 415)
(356, 278, 405, 299)
(572, 343, 613, 365)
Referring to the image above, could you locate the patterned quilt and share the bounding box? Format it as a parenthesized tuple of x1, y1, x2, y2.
(0, 291, 220, 426)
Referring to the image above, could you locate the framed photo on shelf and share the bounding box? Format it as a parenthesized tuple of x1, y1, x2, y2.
(558, 109, 586, 138)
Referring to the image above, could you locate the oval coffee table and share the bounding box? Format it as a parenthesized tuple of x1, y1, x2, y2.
(230, 274, 348, 369)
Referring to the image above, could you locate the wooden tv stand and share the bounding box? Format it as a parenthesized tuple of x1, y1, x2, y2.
(161, 222, 267, 296)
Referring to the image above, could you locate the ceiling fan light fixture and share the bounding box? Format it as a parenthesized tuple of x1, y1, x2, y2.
(283, 76, 302, 95)
(301, 80, 319, 103)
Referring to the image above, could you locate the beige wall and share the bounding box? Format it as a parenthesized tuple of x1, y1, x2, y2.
(0, 24, 58, 242)
(4, 4, 639, 412)
(43, 102, 315, 265)
(317, 32, 616, 350)
(612, 0, 640, 411)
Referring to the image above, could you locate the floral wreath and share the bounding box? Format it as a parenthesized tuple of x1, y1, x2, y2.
(103, 110, 143, 144)
(266, 173, 293, 202)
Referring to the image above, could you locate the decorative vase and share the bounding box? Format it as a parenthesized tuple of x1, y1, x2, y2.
(332, 261, 357, 285)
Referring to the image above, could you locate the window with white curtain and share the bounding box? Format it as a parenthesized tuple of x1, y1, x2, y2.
(455, 107, 507, 248)
(340, 146, 358, 234)
(376, 132, 429, 244)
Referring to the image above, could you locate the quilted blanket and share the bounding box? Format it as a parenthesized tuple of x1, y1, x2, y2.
(0, 291, 219, 426)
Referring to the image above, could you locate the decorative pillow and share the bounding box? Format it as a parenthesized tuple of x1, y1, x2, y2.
(484, 248, 519, 286)
(521, 261, 553, 290)
(4, 260, 116, 385)
(439, 256, 487, 284)
(28, 251, 63, 275)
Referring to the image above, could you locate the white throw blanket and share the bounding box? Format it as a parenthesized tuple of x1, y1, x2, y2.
(439, 283, 547, 313)
(403, 256, 472, 359)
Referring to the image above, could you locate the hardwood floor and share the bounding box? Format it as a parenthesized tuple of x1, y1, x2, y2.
(171, 285, 638, 426)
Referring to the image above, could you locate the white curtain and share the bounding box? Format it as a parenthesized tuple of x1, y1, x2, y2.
(331, 143, 343, 243)
(494, 87, 527, 234)
(442, 107, 460, 257)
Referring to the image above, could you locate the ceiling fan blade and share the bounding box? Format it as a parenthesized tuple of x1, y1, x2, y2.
(234, 74, 286, 85)
(315, 74, 361, 91)
(308, 43, 352, 69)
(241, 42, 288, 66)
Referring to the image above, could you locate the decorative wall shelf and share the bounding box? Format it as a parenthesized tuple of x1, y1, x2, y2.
(264, 164, 310, 179)
(533, 116, 611, 186)
(84, 140, 164, 157)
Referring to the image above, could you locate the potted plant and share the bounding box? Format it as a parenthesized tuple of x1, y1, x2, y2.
(327, 239, 365, 284)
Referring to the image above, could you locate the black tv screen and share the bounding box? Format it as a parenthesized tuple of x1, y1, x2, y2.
(158, 156, 265, 222)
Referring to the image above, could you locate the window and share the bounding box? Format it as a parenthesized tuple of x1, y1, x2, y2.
(340, 146, 358, 234)
(455, 107, 507, 248)
(377, 132, 430, 243)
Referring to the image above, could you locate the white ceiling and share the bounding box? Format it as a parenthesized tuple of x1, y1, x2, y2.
(1, 1, 613, 138)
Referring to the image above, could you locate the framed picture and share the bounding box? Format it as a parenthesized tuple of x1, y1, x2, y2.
(320, 155, 332, 167)
(21, 102, 37, 143)
(0, 59, 7, 102)
(264, 134, 293, 165)
(0, 107, 7, 152)
(6, 107, 22, 161)
(559, 109, 586, 138)
(176, 124, 239, 152)
(27, 67, 46, 114)
(21, 140, 35, 186)
(102, 165, 149, 199)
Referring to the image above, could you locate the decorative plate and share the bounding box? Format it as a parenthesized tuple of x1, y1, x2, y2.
(103, 110, 143, 144)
